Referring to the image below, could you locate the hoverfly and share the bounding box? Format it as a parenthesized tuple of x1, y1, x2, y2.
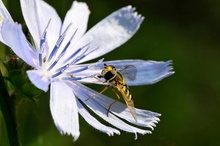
(94, 63, 138, 121)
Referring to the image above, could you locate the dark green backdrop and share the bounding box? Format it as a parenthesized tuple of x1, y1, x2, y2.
(1, 0, 220, 146)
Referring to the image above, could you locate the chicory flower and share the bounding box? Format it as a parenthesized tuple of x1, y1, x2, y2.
(0, 0, 174, 141)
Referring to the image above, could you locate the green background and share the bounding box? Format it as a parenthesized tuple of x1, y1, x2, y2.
(1, 0, 220, 146)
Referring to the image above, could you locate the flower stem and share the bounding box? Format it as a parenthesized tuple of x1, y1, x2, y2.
(0, 71, 20, 146)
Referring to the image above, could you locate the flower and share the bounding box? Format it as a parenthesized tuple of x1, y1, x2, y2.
(0, 0, 174, 141)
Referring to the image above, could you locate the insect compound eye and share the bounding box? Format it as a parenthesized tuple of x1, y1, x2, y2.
(104, 71, 115, 81)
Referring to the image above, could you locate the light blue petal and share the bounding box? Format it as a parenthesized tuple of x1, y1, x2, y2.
(0, 1, 12, 20)
(69, 81, 152, 138)
(76, 99, 120, 136)
(74, 6, 144, 64)
(20, 0, 62, 52)
(50, 81, 80, 141)
(74, 60, 174, 86)
(103, 60, 174, 85)
(27, 70, 50, 92)
(0, 0, 13, 44)
(55, 1, 90, 63)
(71, 81, 160, 129)
(1, 20, 37, 67)
(61, 1, 90, 45)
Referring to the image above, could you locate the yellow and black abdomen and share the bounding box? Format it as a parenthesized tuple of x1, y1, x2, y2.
(119, 83, 136, 121)
(121, 84, 133, 102)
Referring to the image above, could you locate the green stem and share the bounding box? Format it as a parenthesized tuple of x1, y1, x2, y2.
(0, 71, 20, 146)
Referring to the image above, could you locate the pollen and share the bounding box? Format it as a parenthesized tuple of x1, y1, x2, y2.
(70, 74, 75, 78)
(43, 57, 46, 63)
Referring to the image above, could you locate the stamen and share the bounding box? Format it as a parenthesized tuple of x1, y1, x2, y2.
(47, 28, 78, 71)
(55, 64, 67, 72)
(47, 60, 57, 71)
(68, 66, 88, 74)
(59, 58, 104, 81)
(48, 23, 72, 62)
(72, 46, 99, 64)
(64, 42, 90, 64)
(71, 46, 90, 64)
(62, 77, 82, 81)
(40, 19, 51, 50)
(39, 19, 51, 67)
(39, 54, 43, 66)
(66, 58, 103, 75)
(58, 28, 78, 59)
(88, 58, 104, 69)
(63, 48, 82, 63)
(51, 64, 69, 78)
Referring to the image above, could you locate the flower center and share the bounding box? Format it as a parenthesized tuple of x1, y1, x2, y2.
(36, 19, 99, 81)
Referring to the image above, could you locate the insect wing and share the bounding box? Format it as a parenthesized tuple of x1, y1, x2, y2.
(120, 65, 137, 81)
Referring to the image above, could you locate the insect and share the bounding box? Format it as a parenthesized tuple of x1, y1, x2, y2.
(95, 63, 138, 121)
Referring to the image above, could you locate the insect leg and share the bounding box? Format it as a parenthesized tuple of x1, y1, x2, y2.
(85, 85, 109, 101)
(83, 73, 105, 83)
(106, 87, 121, 117)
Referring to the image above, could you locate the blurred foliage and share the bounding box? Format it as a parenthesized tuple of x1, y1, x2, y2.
(0, 52, 42, 103)
(1, 0, 220, 146)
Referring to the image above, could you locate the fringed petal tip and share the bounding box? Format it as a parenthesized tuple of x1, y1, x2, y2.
(55, 119, 80, 142)
(133, 130, 152, 140)
(97, 127, 121, 137)
(126, 5, 144, 20)
(144, 60, 174, 85)
(100, 126, 121, 137)
(105, 129, 120, 137)
(72, 132, 80, 142)
(120, 5, 144, 31)
(167, 60, 175, 75)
